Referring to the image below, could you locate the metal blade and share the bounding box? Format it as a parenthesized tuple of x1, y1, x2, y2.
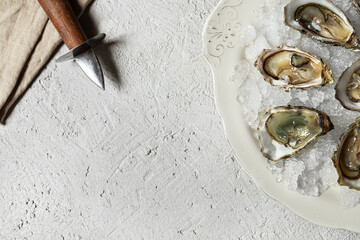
(75, 49, 105, 90)
(56, 33, 106, 63)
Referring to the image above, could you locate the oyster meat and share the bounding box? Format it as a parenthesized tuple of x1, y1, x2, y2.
(285, 0, 360, 49)
(255, 45, 333, 90)
(258, 106, 333, 161)
(333, 117, 360, 190)
(335, 60, 360, 111)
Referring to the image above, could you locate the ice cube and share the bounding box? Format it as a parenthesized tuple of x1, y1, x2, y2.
(339, 186, 360, 208)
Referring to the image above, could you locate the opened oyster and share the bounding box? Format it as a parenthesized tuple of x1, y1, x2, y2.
(255, 46, 333, 90)
(285, 0, 360, 50)
(258, 106, 333, 161)
(333, 117, 360, 190)
(335, 60, 360, 111)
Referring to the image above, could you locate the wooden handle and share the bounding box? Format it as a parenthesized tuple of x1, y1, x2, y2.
(37, 0, 87, 49)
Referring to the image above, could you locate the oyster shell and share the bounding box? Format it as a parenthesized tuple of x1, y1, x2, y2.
(333, 117, 360, 190)
(335, 60, 360, 111)
(255, 46, 333, 90)
(353, 0, 360, 14)
(258, 106, 333, 161)
(285, 0, 360, 50)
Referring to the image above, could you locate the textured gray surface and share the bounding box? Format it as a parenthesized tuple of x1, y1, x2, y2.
(1, 0, 360, 239)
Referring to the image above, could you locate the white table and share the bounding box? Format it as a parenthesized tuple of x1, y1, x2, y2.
(0, 0, 359, 239)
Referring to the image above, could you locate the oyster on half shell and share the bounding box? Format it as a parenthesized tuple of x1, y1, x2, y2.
(333, 117, 360, 190)
(258, 106, 333, 161)
(255, 46, 333, 90)
(335, 60, 360, 111)
(285, 0, 360, 50)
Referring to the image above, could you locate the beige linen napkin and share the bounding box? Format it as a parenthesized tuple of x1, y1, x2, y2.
(0, 0, 92, 123)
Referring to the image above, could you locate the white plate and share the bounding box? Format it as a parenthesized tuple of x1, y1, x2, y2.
(202, 0, 360, 232)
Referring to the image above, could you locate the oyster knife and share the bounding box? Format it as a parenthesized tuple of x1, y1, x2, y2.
(37, 0, 106, 90)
